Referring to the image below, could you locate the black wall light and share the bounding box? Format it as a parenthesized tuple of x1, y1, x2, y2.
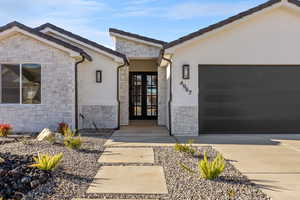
(182, 64, 190, 79)
(96, 70, 102, 83)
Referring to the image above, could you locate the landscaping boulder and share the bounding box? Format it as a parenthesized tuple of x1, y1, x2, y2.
(36, 128, 54, 141)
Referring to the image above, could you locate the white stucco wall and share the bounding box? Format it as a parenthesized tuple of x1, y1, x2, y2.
(78, 49, 119, 129)
(47, 32, 120, 129)
(169, 6, 300, 135)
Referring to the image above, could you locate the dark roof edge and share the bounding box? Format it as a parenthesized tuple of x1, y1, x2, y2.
(35, 23, 127, 63)
(109, 28, 167, 46)
(0, 21, 92, 61)
(165, 0, 281, 49)
(288, 0, 300, 6)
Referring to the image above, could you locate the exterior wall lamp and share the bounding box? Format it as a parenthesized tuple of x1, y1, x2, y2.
(182, 64, 190, 79)
(96, 70, 102, 83)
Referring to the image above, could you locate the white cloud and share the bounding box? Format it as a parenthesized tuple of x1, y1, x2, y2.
(0, 0, 113, 46)
(117, 0, 261, 19)
(166, 1, 260, 20)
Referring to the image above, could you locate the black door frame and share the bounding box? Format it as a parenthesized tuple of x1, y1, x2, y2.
(129, 72, 158, 120)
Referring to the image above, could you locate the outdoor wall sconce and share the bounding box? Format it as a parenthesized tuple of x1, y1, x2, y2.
(96, 70, 102, 83)
(182, 64, 190, 79)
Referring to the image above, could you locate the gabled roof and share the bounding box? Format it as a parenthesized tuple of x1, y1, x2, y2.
(109, 28, 167, 47)
(36, 23, 127, 63)
(165, 0, 288, 49)
(0, 21, 92, 61)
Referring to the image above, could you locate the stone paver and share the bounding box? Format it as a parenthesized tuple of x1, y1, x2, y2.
(104, 136, 176, 147)
(87, 166, 168, 194)
(98, 148, 154, 163)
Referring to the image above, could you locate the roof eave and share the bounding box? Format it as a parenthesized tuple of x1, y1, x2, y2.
(109, 28, 167, 48)
(0, 23, 92, 61)
(36, 23, 126, 63)
(164, 0, 283, 51)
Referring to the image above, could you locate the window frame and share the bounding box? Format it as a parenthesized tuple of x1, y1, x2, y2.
(0, 63, 42, 105)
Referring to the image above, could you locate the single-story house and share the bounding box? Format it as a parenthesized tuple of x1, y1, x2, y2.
(1, 0, 300, 136)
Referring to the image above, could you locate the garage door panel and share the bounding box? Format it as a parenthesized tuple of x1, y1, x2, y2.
(199, 66, 300, 132)
(202, 92, 300, 104)
(201, 120, 300, 131)
(203, 104, 300, 119)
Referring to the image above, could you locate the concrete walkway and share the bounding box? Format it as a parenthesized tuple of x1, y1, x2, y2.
(178, 134, 300, 200)
(105, 122, 175, 147)
(86, 127, 169, 196)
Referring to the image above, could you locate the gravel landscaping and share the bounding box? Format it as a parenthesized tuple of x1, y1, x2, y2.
(80, 146, 270, 200)
(1, 133, 270, 200)
(156, 146, 270, 200)
(0, 132, 111, 200)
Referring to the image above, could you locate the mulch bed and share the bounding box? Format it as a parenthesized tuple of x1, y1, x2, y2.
(0, 153, 51, 200)
(0, 133, 111, 200)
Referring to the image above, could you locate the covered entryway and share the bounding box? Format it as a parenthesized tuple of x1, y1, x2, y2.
(199, 65, 300, 133)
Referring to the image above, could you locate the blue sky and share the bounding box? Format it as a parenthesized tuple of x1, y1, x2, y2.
(0, 0, 266, 48)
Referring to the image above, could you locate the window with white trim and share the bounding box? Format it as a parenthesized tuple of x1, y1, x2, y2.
(0, 64, 41, 104)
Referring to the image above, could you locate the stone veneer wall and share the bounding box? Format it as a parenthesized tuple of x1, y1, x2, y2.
(119, 66, 129, 125)
(79, 105, 117, 129)
(0, 33, 75, 132)
(171, 106, 198, 136)
(115, 37, 161, 58)
(158, 66, 167, 126)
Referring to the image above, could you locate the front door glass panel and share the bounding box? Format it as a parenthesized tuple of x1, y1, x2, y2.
(130, 72, 158, 120)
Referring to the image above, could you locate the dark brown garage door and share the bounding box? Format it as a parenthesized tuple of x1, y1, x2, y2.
(199, 65, 300, 133)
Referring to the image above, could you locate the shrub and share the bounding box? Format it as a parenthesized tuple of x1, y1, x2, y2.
(57, 122, 69, 136)
(64, 136, 82, 149)
(29, 153, 63, 171)
(199, 152, 225, 180)
(0, 124, 12, 137)
(174, 139, 196, 156)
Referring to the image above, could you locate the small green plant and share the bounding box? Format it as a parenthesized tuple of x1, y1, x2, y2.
(29, 153, 63, 171)
(199, 152, 225, 180)
(174, 139, 196, 155)
(0, 124, 12, 137)
(64, 136, 82, 149)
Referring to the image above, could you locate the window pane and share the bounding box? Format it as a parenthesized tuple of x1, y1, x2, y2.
(22, 64, 41, 104)
(1, 64, 20, 103)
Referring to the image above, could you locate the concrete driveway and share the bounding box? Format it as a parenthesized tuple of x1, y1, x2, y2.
(177, 134, 300, 200)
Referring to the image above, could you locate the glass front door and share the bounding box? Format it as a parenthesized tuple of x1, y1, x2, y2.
(129, 72, 158, 120)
